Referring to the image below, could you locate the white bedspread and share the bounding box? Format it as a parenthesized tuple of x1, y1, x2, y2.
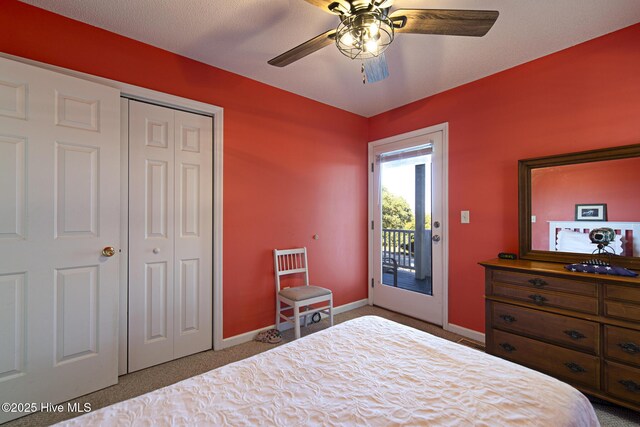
(58, 316, 599, 426)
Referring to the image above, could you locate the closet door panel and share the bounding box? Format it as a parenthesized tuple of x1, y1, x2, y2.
(174, 110, 212, 358)
(128, 101, 175, 372)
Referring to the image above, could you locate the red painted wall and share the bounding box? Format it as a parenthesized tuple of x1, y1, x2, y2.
(369, 23, 640, 332)
(3, 0, 640, 336)
(0, 0, 369, 338)
(531, 158, 640, 251)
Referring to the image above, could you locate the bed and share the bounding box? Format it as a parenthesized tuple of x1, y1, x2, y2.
(549, 220, 640, 257)
(58, 316, 599, 426)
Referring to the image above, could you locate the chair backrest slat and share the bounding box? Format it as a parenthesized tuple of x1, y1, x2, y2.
(274, 247, 310, 292)
(277, 267, 306, 276)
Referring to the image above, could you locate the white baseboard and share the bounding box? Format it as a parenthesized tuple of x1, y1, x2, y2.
(333, 298, 369, 314)
(220, 324, 276, 350)
(445, 323, 485, 344)
(219, 299, 369, 350)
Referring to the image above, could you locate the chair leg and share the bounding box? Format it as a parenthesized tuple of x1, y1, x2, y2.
(303, 305, 309, 327)
(293, 305, 301, 339)
(276, 299, 280, 331)
(329, 296, 334, 327)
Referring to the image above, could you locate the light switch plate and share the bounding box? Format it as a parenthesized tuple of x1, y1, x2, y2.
(461, 210, 470, 224)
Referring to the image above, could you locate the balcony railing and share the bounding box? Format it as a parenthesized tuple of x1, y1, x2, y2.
(382, 228, 415, 270)
(382, 228, 432, 271)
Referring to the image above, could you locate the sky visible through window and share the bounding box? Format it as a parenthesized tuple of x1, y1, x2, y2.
(381, 154, 432, 214)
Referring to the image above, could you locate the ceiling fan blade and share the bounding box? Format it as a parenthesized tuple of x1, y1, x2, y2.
(268, 29, 337, 67)
(363, 53, 389, 84)
(302, 0, 350, 15)
(390, 9, 499, 37)
(374, 0, 394, 9)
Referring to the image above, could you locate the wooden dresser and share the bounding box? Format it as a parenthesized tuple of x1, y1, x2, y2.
(481, 258, 640, 411)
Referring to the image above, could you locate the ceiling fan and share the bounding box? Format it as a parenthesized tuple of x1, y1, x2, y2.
(268, 0, 499, 83)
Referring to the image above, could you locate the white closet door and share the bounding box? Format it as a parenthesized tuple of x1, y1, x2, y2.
(174, 110, 212, 358)
(128, 101, 176, 371)
(0, 57, 120, 423)
(128, 101, 212, 371)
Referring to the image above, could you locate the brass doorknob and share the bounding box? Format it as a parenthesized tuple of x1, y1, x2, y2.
(102, 246, 116, 257)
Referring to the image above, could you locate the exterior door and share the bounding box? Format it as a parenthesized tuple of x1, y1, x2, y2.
(370, 129, 446, 325)
(128, 100, 212, 372)
(0, 57, 120, 422)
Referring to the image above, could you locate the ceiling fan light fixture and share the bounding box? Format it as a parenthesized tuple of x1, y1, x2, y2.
(336, 10, 394, 60)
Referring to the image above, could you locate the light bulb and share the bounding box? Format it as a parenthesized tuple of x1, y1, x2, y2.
(369, 22, 380, 37)
(364, 39, 379, 53)
(341, 32, 354, 47)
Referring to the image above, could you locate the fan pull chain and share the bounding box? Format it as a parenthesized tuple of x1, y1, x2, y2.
(361, 62, 366, 84)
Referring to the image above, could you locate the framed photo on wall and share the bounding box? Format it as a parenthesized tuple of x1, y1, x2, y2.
(575, 204, 607, 221)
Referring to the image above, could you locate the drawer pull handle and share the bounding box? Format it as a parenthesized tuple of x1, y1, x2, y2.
(563, 330, 586, 340)
(528, 294, 548, 305)
(528, 278, 547, 287)
(619, 380, 640, 393)
(499, 314, 516, 323)
(499, 342, 516, 353)
(564, 362, 586, 373)
(618, 342, 640, 355)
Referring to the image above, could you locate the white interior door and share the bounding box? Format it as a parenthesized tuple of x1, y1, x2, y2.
(128, 100, 212, 372)
(0, 57, 120, 423)
(370, 129, 446, 325)
(173, 110, 213, 359)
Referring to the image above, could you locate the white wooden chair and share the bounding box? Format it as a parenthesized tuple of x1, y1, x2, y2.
(273, 247, 333, 339)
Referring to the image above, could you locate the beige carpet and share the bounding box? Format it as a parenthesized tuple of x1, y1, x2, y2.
(5, 306, 639, 426)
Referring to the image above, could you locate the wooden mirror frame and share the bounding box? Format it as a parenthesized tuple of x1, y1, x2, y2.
(518, 143, 640, 270)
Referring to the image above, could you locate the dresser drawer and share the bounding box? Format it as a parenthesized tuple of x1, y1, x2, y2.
(604, 361, 640, 406)
(605, 284, 640, 304)
(491, 302, 599, 353)
(490, 329, 600, 389)
(491, 270, 597, 296)
(605, 326, 640, 367)
(604, 284, 640, 322)
(604, 301, 640, 322)
(492, 283, 598, 314)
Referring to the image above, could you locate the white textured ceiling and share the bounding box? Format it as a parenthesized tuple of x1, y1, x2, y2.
(20, 0, 640, 117)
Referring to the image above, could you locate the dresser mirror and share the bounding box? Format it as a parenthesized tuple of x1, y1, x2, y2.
(518, 144, 640, 270)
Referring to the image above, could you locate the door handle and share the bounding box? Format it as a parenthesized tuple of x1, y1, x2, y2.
(432, 235, 441, 242)
(102, 246, 116, 257)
